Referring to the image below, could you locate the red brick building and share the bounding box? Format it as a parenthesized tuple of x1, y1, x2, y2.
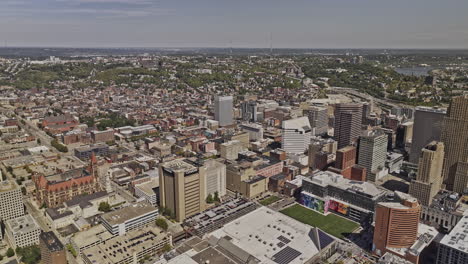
(42, 114, 79, 134)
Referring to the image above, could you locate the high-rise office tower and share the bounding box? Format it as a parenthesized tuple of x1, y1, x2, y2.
(395, 121, 413, 149)
(362, 102, 371, 124)
(214, 95, 233, 126)
(373, 198, 420, 259)
(282, 117, 312, 154)
(441, 95, 468, 193)
(334, 103, 363, 149)
(204, 159, 227, 197)
(0, 180, 24, 222)
(357, 131, 388, 182)
(409, 141, 444, 206)
(409, 107, 446, 164)
(159, 159, 206, 222)
(304, 106, 328, 136)
(241, 101, 258, 122)
(308, 141, 323, 169)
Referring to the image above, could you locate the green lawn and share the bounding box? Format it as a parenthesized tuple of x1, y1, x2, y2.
(280, 204, 359, 239)
(259, 195, 281, 206)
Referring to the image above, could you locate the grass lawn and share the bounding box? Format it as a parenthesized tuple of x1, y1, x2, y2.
(280, 204, 359, 239)
(259, 195, 282, 206)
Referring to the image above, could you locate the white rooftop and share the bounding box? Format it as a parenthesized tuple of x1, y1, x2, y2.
(440, 210, 468, 253)
(209, 206, 321, 264)
(308, 171, 387, 198)
(282, 116, 311, 130)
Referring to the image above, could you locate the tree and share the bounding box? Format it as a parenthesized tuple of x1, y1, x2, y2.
(206, 194, 214, 204)
(66, 244, 77, 257)
(98, 202, 111, 212)
(162, 243, 172, 253)
(36, 138, 41, 144)
(214, 191, 220, 202)
(0, 254, 3, 261)
(155, 218, 168, 231)
(16, 245, 41, 264)
(6, 248, 14, 257)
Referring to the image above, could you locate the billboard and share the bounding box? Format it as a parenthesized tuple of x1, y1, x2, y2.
(326, 200, 349, 216)
(300, 192, 325, 213)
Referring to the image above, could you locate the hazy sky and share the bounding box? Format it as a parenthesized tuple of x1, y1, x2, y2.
(1, 0, 467, 48)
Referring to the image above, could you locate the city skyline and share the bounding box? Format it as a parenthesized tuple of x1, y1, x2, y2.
(1, 0, 468, 49)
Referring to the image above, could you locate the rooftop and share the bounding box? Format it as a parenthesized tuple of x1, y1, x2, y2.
(0, 180, 18, 192)
(6, 215, 40, 235)
(71, 225, 115, 249)
(162, 159, 197, 173)
(440, 210, 468, 253)
(40, 231, 64, 252)
(101, 201, 157, 226)
(209, 206, 329, 264)
(307, 171, 387, 199)
(82, 227, 169, 264)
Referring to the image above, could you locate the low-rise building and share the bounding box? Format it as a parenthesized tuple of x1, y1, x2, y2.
(81, 226, 171, 264)
(301, 171, 389, 224)
(70, 225, 116, 256)
(208, 206, 337, 264)
(101, 201, 158, 236)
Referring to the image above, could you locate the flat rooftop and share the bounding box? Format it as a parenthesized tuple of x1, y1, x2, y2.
(162, 159, 197, 173)
(209, 206, 324, 264)
(82, 227, 169, 264)
(307, 171, 387, 199)
(71, 225, 115, 250)
(0, 180, 18, 192)
(6, 215, 40, 235)
(40, 231, 64, 252)
(101, 201, 157, 226)
(440, 211, 468, 253)
(184, 198, 257, 232)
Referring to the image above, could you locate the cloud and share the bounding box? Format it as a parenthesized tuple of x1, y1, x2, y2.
(1, 0, 171, 18)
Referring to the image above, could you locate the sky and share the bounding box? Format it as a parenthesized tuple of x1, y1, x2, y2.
(1, 0, 467, 49)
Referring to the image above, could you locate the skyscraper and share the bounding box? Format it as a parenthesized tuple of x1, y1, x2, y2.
(241, 100, 258, 122)
(357, 131, 388, 182)
(214, 95, 234, 126)
(334, 103, 363, 149)
(409, 141, 444, 206)
(373, 197, 420, 259)
(282, 116, 312, 154)
(159, 159, 206, 222)
(304, 106, 328, 136)
(441, 95, 468, 193)
(409, 107, 446, 164)
(204, 159, 227, 197)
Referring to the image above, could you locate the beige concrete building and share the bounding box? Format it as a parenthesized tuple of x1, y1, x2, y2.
(0, 180, 24, 222)
(226, 161, 267, 199)
(220, 140, 243, 160)
(5, 215, 41, 249)
(409, 141, 445, 206)
(81, 226, 171, 264)
(441, 95, 468, 193)
(159, 159, 206, 222)
(230, 131, 250, 149)
(204, 159, 227, 197)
